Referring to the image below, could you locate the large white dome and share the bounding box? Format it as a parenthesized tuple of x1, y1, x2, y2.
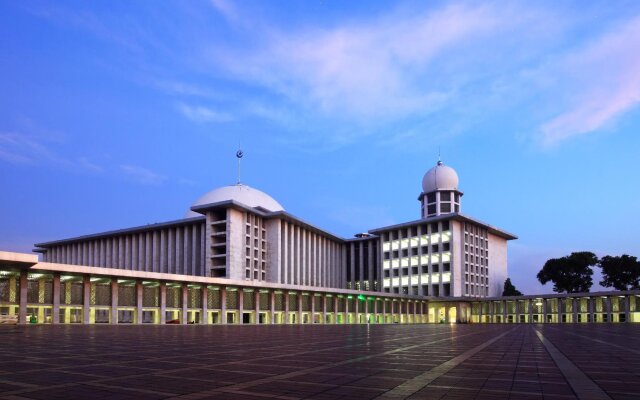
(186, 184, 284, 218)
(422, 161, 459, 193)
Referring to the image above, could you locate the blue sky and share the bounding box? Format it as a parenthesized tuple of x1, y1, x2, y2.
(1, 1, 639, 294)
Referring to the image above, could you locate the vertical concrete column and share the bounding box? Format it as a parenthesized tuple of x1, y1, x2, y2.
(490, 301, 495, 323)
(444, 305, 450, 324)
(310, 294, 315, 324)
(365, 299, 370, 324)
(333, 296, 338, 324)
(111, 280, 119, 324)
(284, 292, 289, 323)
(542, 299, 548, 323)
(406, 301, 410, 324)
(625, 296, 631, 323)
(18, 270, 28, 324)
(238, 289, 244, 324)
(159, 282, 167, 324)
(136, 281, 143, 324)
(345, 297, 350, 324)
(502, 300, 507, 324)
(558, 299, 564, 323)
(83, 275, 91, 324)
(413, 301, 417, 324)
(373, 299, 377, 323)
(354, 297, 359, 324)
(390, 300, 395, 324)
(297, 293, 303, 324)
(254, 291, 260, 325)
(572, 298, 578, 323)
(382, 300, 387, 323)
(528, 300, 533, 324)
(220, 287, 227, 324)
(322, 295, 327, 324)
(181, 284, 188, 324)
(269, 291, 275, 324)
(52, 273, 61, 325)
(202, 286, 209, 325)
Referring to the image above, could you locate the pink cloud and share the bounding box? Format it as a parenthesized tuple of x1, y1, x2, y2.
(540, 16, 640, 146)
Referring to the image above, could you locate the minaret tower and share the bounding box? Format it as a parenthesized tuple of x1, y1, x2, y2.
(418, 159, 463, 218)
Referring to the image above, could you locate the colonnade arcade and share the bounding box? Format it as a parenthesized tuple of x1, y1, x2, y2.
(0, 269, 430, 325)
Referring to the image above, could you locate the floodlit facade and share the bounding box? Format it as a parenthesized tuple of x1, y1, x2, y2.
(2, 160, 638, 325)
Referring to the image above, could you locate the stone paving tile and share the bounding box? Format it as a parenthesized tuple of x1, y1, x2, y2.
(0, 324, 639, 399)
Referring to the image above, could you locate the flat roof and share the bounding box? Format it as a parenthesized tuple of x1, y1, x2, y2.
(34, 216, 206, 248)
(368, 212, 517, 240)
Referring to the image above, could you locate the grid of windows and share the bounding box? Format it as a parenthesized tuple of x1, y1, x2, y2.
(381, 220, 452, 297)
(463, 222, 489, 297)
(244, 213, 267, 282)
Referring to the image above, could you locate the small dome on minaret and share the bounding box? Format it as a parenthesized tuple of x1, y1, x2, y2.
(422, 160, 459, 193)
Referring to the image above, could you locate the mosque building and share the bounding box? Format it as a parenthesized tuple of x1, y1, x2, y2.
(1, 158, 638, 325)
(33, 159, 515, 299)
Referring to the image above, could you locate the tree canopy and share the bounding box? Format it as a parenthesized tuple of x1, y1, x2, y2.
(537, 252, 598, 293)
(502, 278, 522, 296)
(598, 255, 640, 291)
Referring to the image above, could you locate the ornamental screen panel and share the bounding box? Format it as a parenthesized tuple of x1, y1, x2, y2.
(94, 284, 111, 306)
(167, 287, 182, 308)
(118, 285, 136, 307)
(274, 293, 284, 311)
(313, 296, 322, 310)
(260, 293, 269, 310)
(302, 295, 311, 311)
(70, 282, 83, 305)
(226, 290, 238, 309)
(288, 294, 298, 311)
(208, 289, 221, 309)
(337, 297, 345, 312)
(579, 298, 589, 313)
(243, 291, 254, 309)
(143, 286, 159, 307)
(612, 297, 621, 312)
(188, 288, 202, 309)
(326, 297, 334, 312)
(0, 278, 10, 303)
(595, 298, 604, 313)
(27, 280, 40, 304)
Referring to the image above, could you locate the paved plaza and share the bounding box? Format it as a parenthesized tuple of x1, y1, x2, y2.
(0, 324, 638, 400)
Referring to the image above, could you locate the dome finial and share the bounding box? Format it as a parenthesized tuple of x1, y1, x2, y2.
(437, 146, 443, 165)
(236, 147, 243, 185)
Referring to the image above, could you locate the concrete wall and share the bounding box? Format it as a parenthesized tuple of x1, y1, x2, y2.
(488, 233, 508, 297)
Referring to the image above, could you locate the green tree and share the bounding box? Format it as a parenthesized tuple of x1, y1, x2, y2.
(537, 252, 598, 293)
(598, 255, 640, 291)
(502, 278, 522, 296)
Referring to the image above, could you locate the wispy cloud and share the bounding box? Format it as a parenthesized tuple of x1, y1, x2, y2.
(177, 103, 233, 123)
(0, 131, 102, 173)
(539, 15, 640, 146)
(213, 4, 501, 123)
(119, 165, 167, 185)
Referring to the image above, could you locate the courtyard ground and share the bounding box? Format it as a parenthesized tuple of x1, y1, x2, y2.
(0, 324, 638, 400)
